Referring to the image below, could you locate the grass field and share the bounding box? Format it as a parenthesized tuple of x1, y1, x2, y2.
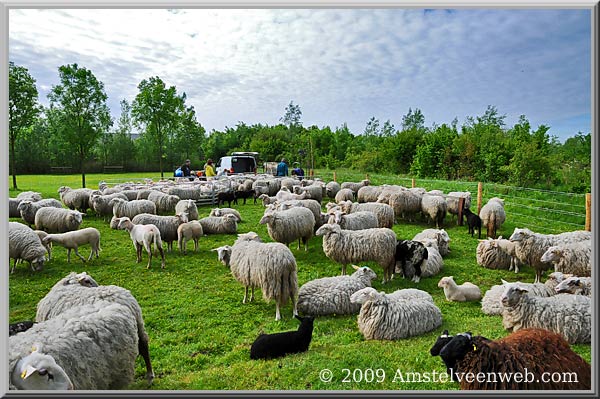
(8, 171, 591, 391)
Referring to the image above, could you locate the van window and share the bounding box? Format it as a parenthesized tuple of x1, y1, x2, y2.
(231, 157, 256, 173)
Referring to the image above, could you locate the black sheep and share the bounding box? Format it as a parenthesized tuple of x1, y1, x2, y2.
(463, 207, 482, 239)
(9, 320, 35, 336)
(235, 188, 255, 205)
(394, 239, 428, 283)
(250, 315, 315, 360)
(429, 329, 454, 356)
(217, 190, 238, 207)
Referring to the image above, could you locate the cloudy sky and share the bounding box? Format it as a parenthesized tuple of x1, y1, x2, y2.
(8, 8, 592, 141)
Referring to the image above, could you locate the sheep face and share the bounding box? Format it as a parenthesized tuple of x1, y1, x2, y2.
(500, 283, 529, 307)
(116, 217, 132, 230)
(349, 287, 379, 305)
(17, 200, 33, 212)
(437, 276, 454, 288)
(555, 277, 583, 294)
(540, 247, 561, 263)
(212, 246, 232, 267)
(353, 265, 377, 281)
(508, 228, 532, 242)
(315, 223, 340, 237)
(430, 330, 454, 356)
(438, 332, 474, 371)
(31, 256, 46, 271)
(12, 349, 74, 390)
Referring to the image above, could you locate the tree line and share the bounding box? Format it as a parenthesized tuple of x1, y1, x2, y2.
(9, 62, 591, 193)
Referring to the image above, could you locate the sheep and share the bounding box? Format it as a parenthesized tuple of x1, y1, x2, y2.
(375, 185, 404, 204)
(253, 178, 280, 198)
(89, 192, 129, 219)
(30, 230, 52, 261)
(437, 329, 591, 390)
(413, 229, 451, 257)
(110, 198, 157, 219)
(177, 221, 203, 254)
(17, 199, 64, 226)
(34, 207, 83, 234)
(462, 207, 481, 239)
(166, 186, 204, 200)
(337, 200, 395, 229)
(394, 240, 428, 283)
(257, 193, 278, 206)
(117, 217, 166, 268)
(147, 191, 180, 214)
(280, 177, 300, 191)
(387, 288, 435, 303)
(209, 207, 242, 222)
(479, 197, 506, 238)
(198, 214, 238, 235)
(109, 215, 121, 229)
(217, 189, 238, 207)
(235, 181, 255, 204)
(51, 271, 100, 288)
(540, 241, 592, 277)
(429, 330, 454, 357)
(293, 185, 323, 203)
(135, 189, 154, 200)
(10, 192, 42, 217)
(388, 189, 421, 222)
(275, 186, 307, 202)
(509, 227, 591, 283)
(9, 321, 35, 336)
(173, 199, 199, 221)
(341, 179, 370, 199)
(297, 265, 378, 316)
(315, 223, 397, 283)
(555, 276, 592, 296)
(327, 209, 378, 231)
(217, 232, 298, 321)
(16, 191, 43, 201)
(9, 222, 47, 273)
(421, 193, 447, 229)
(250, 315, 314, 360)
(350, 287, 442, 340)
(334, 188, 355, 203)
(259, 206, 314, 251)
(500, 281, 591, 344)
(41, 227, 101, 263)
(278, 199, 323, 230)
(356, 185, 383, 203)
(10, 302, 140, 390)
(325, 181, 341, 198)
(420, 239, 444, 278)
(131, 213, 187, 252)
(445, 191, 472, 219)
(437, 276, 482, 302)
(57, 186, 93, 213)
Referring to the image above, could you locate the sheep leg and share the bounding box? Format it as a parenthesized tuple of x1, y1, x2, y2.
(138, 335, 155, 386)
(303, 237, 309, 251)
(66, 248, 72, 263)
(87, 248, 94, 262)
(243, 287, 249, 304)
(74, 247, 86, 263)
(291, 295, 298, 317)
(11, 259, 18, 273)
(194, 238, 199, 252)
(341, 264, 347, 276)
(146, 248, 153, 269)
(250, 287, 255, 302)
(158, 245, 165, 269)
(275, 302, 281, 321)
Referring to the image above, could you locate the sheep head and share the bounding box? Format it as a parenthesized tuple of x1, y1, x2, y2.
(430, 330, 454, 356)
(12, 346, 74, 390)
(437, 276, 454, 288)
(315, 223, 340, 237)
(351, 265, 377, 281)
(540, 246, 561, 263)
(349, 287, 379, 305)
(438, 332, 475, 372)
(212, 246, 232, 267)
(500, 282, 529, 307)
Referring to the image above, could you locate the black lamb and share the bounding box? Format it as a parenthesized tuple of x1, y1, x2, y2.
(235, 188, 255, 205)
(250, 315, 315, 360)
(9, 320, 35, 336)
(217, 190, 238, 207)
(394, 239, 428, 283)
(463, 207, 482, 239)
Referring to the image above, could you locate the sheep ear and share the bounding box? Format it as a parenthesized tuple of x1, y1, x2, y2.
(501, 279, 509, 285)
(351, 264, 360, 270)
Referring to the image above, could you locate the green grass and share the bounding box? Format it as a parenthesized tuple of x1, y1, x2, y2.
(8, 172, 591, 391)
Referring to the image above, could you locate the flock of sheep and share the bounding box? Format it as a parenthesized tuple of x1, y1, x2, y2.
(8, 173, 592, 390)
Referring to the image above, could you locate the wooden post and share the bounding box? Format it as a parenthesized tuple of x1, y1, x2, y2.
(585, 193, 591, 231)
(365, 173, 369, 181)
(333, 171, 337, 182)
(310, 169, 314, 177)
(411, 178, 415, 188)
(457, 197, 464, 226)
(477, 182, 483, 215)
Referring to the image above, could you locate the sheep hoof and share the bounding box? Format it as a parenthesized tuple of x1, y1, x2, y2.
(412, 276, 421, 283)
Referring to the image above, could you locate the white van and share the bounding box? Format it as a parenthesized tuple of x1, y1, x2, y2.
(215, 152, 258, 175)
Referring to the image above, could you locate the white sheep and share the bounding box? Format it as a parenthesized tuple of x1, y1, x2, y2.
(445, 191, 472, 218)
(41, 227, 101, 263)
(420, 238, 444, 277)
(479, 197, 506, 238)
(9, 222, 47, 273)
(89, 192, 129, 219)
(341, 179, 370, 198)
(209, 207, 242, 222)
(335, 188, 354, 203)
(293, 185, 323, 203)
(437, 276, 482, 302)
(175, 199, 199, 221)
(413, 228, 451, 257)
(278, 199, 323, 230)
(476, 237, 521, 271)
(315, 223, 397, 283)
(275, 186, 307, 202)
(336, 200, 395, 229)
(421, 193, 447, 229)
(57, 186, 93, 213)
(257, 193, 278, 207)
(198, 214, 238, 235)
(555, 276, 592, 296)
(327, 209, 379, 231)
(17, 199, 64, 226)
(350, 287, 442, 340)
(540, 241, 592, 277)
(110, 198, 157, 219)
(325, 181, 341, 199)
(147, 191, 180, 214)
(375, 185, 404, 204)
(117, 217, 166, 268)
(177, 221, 203, 254)
(297, 265, 378, 316)
(357, 185, 384, 203)
(388, 189, 422, 222)
(34, 207, 83, 234)
(259, 206, 315, 251)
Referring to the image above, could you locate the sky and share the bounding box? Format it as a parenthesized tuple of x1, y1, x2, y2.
(8, 8, 592, 142)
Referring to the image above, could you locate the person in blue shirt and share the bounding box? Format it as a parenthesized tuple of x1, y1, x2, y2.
(291, 163, 304, 180)
(276, 158, 289, 176)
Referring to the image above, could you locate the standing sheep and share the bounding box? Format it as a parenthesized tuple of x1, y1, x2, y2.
(357, 186, 384, 203)
(540, 241, 592, 277)
(437, 276, 481, 302)
(198, 214, 239, 235)
(147, 191, 180, 214)
(334, 188, 354, 203)
(293, 185, 323, 203)
(259, 206, 315, 251)
(327, 209, 379, 231)
(117, 217, 166, 269)
(131, 213, 187, 252)
(34, 207, 83, 234)
(341, 179, 370, 199)
(421, 193, 447, 229)
(479, 197, 506, 238)
(110, 198, 157, 219)
(388, 189, 422, 222)
(89, 193, 129, 219)
(41, 228, 101, 263)
(337, 200, 395, 229)
(325, 181, 341, 199)
(445, 191, 471, 219)
(278, 199, 323, 230)
(175, 199, 199, 221)
(177, 221, 203, 254)
(57, 186, 93, 213)
(9, 222, 47, 273)
(17, 199, 64, 226)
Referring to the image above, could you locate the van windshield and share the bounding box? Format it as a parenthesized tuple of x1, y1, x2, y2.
(231, 157, 256, 173)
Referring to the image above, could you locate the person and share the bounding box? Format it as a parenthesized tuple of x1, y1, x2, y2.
(204, 159, 216, 179)
(291, 163, 305, 180)
(180, 159, 194, 181)
(276, 158, 289, 177)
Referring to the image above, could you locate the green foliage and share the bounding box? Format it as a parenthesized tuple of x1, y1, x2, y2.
(280, 100, 302, 127)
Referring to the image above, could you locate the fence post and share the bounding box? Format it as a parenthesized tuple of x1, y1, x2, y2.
(457, 197, 464, 226)
(310, 169, 314, 177)
(333, 171, 337, 182)
(585, 193, 591, 231)
(477, 182, 483, 215)
(411, 178, 415, 188)
(366, 173, 369, 181)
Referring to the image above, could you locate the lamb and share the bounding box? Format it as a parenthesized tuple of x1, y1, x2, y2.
(41, 228, 101, 263)
(10, 302, 141, 390)
(177, 221, 203, 254)
(131, 213, 187, 251)
(34, 207, 83, 234)
(57, 186, 94, 213)
(437, 329, 591, 390)
(540, 241, 592, 277)
(509, 227, 591, 283)
(209, 207, 242, 222)
(275, 186, 307, 202)
(89, 193, 129, 219)
(337, 200, 395, 228)
(147, 191, 180, 214)
(500, 281, 591, 344)
(341, 179, 370, 199)
(293, 185, 323, 203)
(394, 240, 428, 283)
(413, 229, 451, 257)
(250, 315, 314, 360)
(479, 197, 506, 238)
(216, 232, 298, 320)
(334, 188, 354, 203)
(421, 193, 447, 229)
(315, 223, 397, 283)
(174, 199, 199, 221)
(297, 265, 378, 316)
(327, 209, 378, 231)
(117, 217, 166, 268)
(325, 181, 341, 198)
(555, 276, 592, 296)
(110, 198, 157, 219)
(109, 215, 121, 229)
(259, 206, 314, 251)
(350, 287, 442, 340)
(462, 207, 481, 239)
(437, 276, 481, 302)
(257, 193, 278, 206)
(445, 191, 472, 219)
(356, 185, 384, 203)
(17, 199, 64, 226)
(198, 214, 238, 235)
(9, 222, 47, 273)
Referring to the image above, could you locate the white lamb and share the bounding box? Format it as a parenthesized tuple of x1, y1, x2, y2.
(177, 221, 203, 254)
(41, 227, 101, 263)
(117, 217, 166, 269)
(437, 276, 482, 302)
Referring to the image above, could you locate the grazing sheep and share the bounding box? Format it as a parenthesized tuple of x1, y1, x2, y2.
(259, 206, 314, 251)
(41, 228, 101, 263)
(540, 241, 592, 277)
(437, 329, 591, 390)
(250, 315, 314, 360)
(297, 265, 378, 316)
(131, 213, 187, 252)
(34, 207, 83, 234)
(337, 200, 395, 229)
(278, 199, 323, 230)
(500, 281, 591, 344)
(413, 229, 451, 257)
(357, 186, 384, 203)
(462, 207, 481, 239)
(327, 209, 378, 231)
(110, 198, 157, 219)
(89, 193, 129, 219)
(315, 223, 397, 283)
(446, 191, 472, 218)
(198, 214, 238, 235)
(177, 221, 203, 254)
(10, 192, 42, 218)
(334, 188, 354, 203)
(17, 199, 64, 226)
(117, 217, 166, 268)
(394, 240, 428, 283)
(509, 227, 591, 283)
(421, 193, 447, 229)
(479, 197, 506, 238)
(437, 276, 481, 302)
(326, 181, 341, 198)
(293, 185, 323, 203)
(341, 179, 370, 199)
(388, 189, 422, 222)
(209, 207, 242, 222)
(375, 185, 404, 204)
(555, 276, 592, 296)
(147, 191, 180, 214)
(57, 186, 93, 213)
(9, 222, 47, 273)
(350, 287, 442, 340)
(9, 321, 35, 336)
(175, 199, 199, 221)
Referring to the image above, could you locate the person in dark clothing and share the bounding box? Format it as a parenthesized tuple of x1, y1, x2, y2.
(181, 159, 194, 181)
(291, 163, 304, 180)
(276, 158, 289, 177)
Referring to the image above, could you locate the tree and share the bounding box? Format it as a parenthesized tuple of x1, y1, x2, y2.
(9, 62, 40, 189)
(131, 76, 186, 178)
(401, 108, 425, 131)
(280, 101, 302, 127)
(47, 63, 111, 188)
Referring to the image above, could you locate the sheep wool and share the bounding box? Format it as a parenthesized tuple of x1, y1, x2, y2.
(327, 210, 379, 231)
(34, 207, 83, 234)
(174, 199, 198, 220)
(420, 193, 447, 229)
(90, 193, 129, 219)
(110, 198, 157, 220)
(17, 199, 64, 226)
(198, 214, 238, 235)
(260, 206, 314, 251)
(337, 200, 395, 229)
(540, 241, 592, 277)
(357, 186, 384, 203)
(413, 229, 451, 257)
(9, 222, 47, 273)
(58, 186, 94, 213)
(209, 207, 242, 222)
(147, 191, 180, 214)
(335, 188, 354, 203)
(476, 238, 512, 270)
(325, 181, 341, 199)
(479, 197, 506, 238)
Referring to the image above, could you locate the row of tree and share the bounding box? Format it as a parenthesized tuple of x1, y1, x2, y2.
(9, 62, 591, 193)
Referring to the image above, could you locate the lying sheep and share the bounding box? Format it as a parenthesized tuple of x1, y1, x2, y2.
(209, 207, 242, 222)
(110, 198, 156, 220)
(555, 276, 592, 296)
(315, 223, 397, 283)
(147, 191, 180, 214)
(57, 186, 93, 213)
(476, 237, 521, 271)
(17, 199, 64, 226)
(297, 265, 378, 316)
(413, 228, 451, 257)
(479, 197, 506, 238)
(350, 287, 442, 340)
(198, 214, 238, 235)
(421, 193, 447, 229)
(34, 207, 83, 234)
(41, 227, 101, 263)
(250, 315, 314, 360)
(131, 213, 187, 252)
(437, 276, 481, 302)
(9, 222, 47, 273)
(420, 239, 444, 278)
(540, 241, 592, 277)
(175, 199, 199, 221)
(335, 188, 354, 203)
(325, 181, 341, 199)
(327, 209, 378, 231)
(337, 200, 395, 229)
(260, 206, 314, 251)
(177, 221, 203, 254)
